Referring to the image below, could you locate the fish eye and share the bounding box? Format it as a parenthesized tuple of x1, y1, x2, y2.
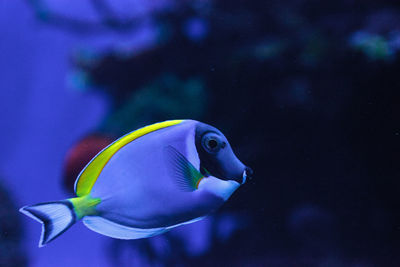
(208, 139, 218, 149)
(202, 133, 222, 153)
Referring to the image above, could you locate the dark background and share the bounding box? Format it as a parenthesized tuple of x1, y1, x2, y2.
(1, 0, 399, 266)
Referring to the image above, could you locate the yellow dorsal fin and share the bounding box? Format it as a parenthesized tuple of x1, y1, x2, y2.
(74, 120, 184, 197)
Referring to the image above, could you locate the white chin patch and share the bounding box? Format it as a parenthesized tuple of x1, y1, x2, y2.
(198, 177, 240, 201)
(242, 170, 247, 184)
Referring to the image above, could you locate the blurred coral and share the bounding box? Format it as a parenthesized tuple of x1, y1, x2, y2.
(63, 134, 114, 194)
(99, 74, 207, 135)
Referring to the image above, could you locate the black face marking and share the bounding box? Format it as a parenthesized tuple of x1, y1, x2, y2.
(195, 122, 248, 183)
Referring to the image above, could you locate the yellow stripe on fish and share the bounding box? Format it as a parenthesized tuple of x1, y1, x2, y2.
(74, 120, 184, 197)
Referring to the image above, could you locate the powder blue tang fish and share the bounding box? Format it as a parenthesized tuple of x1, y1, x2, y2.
(20, 120, 253, 247)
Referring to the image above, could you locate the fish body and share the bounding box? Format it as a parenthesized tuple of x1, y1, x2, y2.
(20, 120, 252, 247)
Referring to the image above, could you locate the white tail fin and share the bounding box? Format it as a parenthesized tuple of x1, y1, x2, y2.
(19, 200, 76, 247)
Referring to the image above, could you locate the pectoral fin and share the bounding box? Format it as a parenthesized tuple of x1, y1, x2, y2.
(164, 145, 203, 191)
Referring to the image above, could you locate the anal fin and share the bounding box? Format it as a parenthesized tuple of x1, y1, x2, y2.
(83, 215, 207, 240)
(83, 216, 167, 240)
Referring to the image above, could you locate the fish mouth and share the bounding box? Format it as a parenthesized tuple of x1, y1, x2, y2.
(241, 167, 253, 184)
(242, 170, 247, 184)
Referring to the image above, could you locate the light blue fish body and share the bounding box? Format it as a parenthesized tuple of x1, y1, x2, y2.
(20, 120, 252, 247)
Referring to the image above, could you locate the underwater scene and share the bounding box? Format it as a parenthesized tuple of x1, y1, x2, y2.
(1, 0, 400, 266)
